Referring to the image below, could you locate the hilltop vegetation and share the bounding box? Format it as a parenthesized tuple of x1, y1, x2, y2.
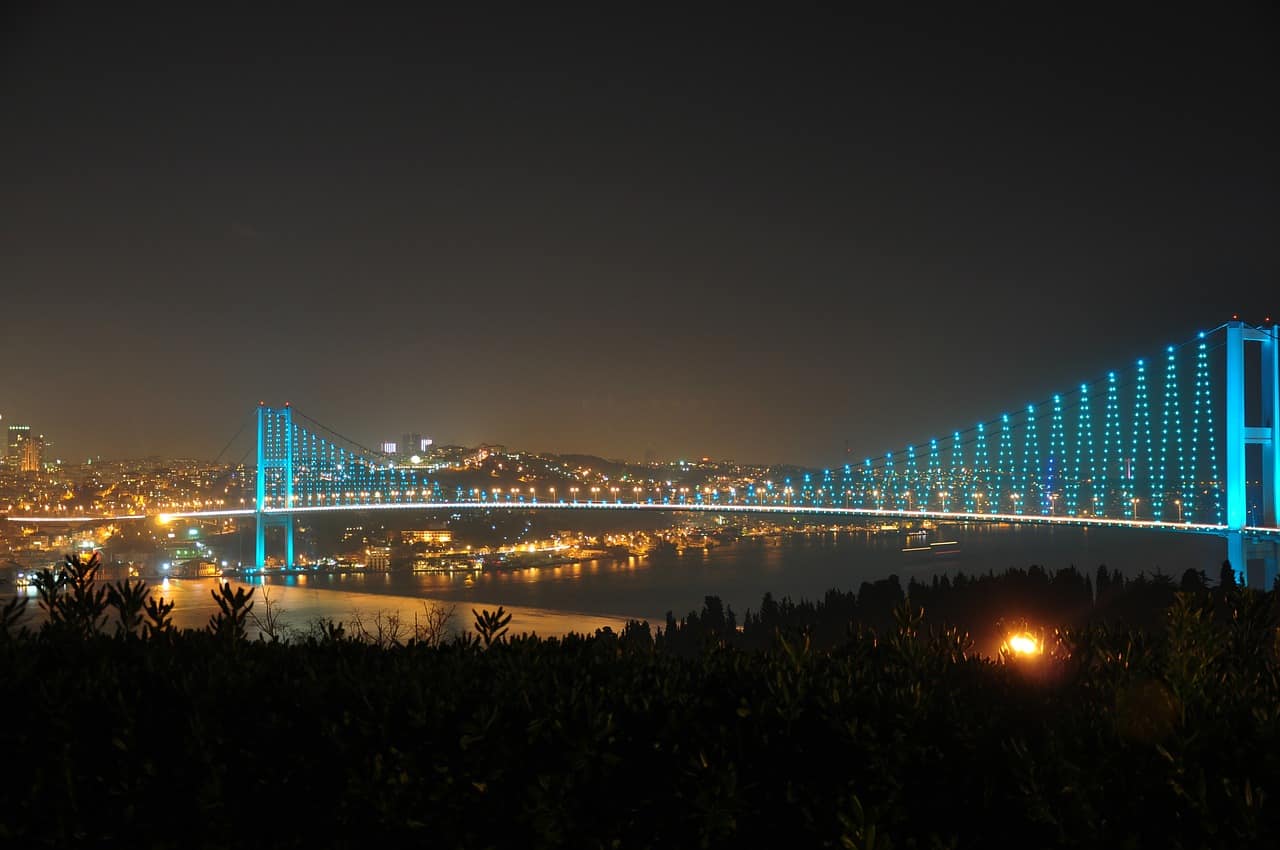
(661, 561, 1240, 655)
(0, 555, 1277, 848)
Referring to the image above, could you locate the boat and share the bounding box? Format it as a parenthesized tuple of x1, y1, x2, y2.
(929, 540, 961, 558)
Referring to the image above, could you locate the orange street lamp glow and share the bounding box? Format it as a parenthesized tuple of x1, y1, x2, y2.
(1005, 632, 1041, 657)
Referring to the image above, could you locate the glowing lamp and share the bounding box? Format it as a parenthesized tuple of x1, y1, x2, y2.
(1004, 632, 1042, 657)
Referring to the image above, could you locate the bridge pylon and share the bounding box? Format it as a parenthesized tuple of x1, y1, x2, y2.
(255, 403, 294, 568)
(1224, 321, 1280, 588)
(232, 322, 1280, 586)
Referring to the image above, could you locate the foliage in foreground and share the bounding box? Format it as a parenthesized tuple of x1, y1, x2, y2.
(0, 555, 1278, 848)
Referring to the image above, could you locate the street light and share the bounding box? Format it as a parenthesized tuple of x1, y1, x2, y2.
(570, 487, 578, 503)
(1175, 498, 1183, 522)
(1003, 631, 1042, 658)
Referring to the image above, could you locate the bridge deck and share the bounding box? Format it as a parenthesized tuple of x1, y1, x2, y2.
(7, 502, 1279, 541)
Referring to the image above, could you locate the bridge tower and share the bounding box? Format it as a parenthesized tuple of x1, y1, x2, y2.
(255, 403, 294, 568)
(1224, 321, 1280, 587)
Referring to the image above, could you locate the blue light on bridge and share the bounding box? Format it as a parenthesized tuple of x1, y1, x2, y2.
(15, 326, 1279, 582)
(102, 323, 1251, 586)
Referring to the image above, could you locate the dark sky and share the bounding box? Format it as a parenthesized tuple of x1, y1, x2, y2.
(2, 3, 1277, 466)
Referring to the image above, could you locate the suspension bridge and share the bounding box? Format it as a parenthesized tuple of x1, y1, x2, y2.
(8, 321, 1280, 586)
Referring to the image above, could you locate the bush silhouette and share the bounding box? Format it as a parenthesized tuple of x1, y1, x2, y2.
(0, 553, 1276, 847)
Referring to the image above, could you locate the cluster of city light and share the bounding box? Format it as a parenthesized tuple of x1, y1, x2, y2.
(9, 327, 1253, 544)
(13, 500, 1280, 549)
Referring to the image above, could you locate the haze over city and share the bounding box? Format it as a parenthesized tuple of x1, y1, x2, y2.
(3, 4, 1276, 465)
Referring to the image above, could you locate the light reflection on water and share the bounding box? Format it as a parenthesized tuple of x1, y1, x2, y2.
(252, 523, 1227, 630)
(172, 575, 632, 638)
(4, 524, 1229, 636)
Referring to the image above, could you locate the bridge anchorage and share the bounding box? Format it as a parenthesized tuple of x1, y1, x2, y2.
(245, 322, 1271, 586)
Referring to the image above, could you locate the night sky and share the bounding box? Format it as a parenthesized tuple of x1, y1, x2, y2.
(3, 4, 1277, 466)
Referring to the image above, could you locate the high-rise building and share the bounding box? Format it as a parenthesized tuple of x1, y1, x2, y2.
(399, 433, 433, 460)
(7, 425, 31, 468)
(19, 434, 44, 473)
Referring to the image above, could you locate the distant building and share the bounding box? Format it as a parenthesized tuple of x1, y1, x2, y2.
(380, 435, 436, 460)
(467, 444, 506, 466)
(392, 433, 433, 462)
(7, 426, 42, 472)
(365, 546, 392, 570)
(6, 425, 30, 466)
(401, 529, 452, 545)
(19, 435, 43, 473)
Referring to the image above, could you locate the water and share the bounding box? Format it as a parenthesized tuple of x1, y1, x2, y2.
(6, 523, 1229, 637)
(242, 522, 1226, 632)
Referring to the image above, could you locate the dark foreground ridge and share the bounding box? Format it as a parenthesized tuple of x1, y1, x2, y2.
(1, 555, 1278, 848)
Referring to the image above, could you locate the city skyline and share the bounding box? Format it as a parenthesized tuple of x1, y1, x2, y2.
(3, 5, 1277, 465)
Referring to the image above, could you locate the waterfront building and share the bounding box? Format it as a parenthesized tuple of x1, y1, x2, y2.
(401, 529, 452, 545)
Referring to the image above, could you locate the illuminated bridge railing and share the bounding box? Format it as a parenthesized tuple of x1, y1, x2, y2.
(257, 406, 446, 510)
(842, 328, 1227, 526)
(6, 323, 1276, 581)
(250, 321, 1277, 581)
(256, 324, 1264, 524)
